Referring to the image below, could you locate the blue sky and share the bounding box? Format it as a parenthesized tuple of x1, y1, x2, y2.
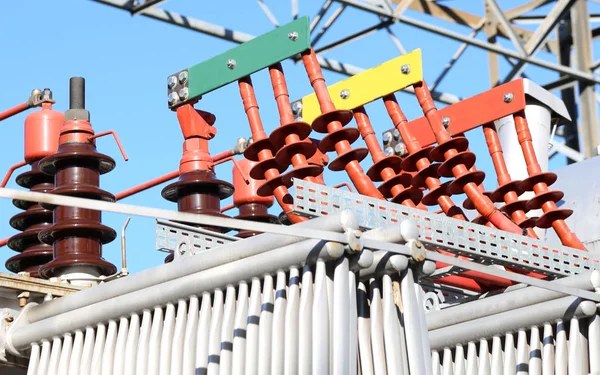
(1, 0, 598, 275)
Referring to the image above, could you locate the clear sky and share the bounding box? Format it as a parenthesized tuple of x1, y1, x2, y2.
(1, 0, 598, 275)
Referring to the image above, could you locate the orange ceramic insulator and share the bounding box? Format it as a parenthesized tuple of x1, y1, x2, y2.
(24, 102, 62, 163)
(238, 76, 306, 224)
(413, 82, 522, 235)
(267, 63, 323, 187)
(513, 112, 585, 250)
(353, 107, 422, 207)
(301, 49, 383, 199)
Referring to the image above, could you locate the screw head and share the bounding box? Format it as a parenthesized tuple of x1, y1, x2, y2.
(178, 71, 188, 84)
(504, 92, 514, 103)
(3, 313, 14, 323)
(292, 101, 303, 114)
(401, 64, 411, 74)
(288, 31, 299, 41)
(179, 87, 189, 101)
(384, 147, 394, 156)
(442, 116, 450, 128)
(393, 129, 400, 139)
(394, 143, 407, 155)
(168, 92, 180, 106)
(340, 89, 350, 99)
(227, 59, 237, 70)
(382, 132, 392, 144)
(167, 75, 177, 89)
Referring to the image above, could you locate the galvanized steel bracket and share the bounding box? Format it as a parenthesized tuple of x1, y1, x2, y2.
(167, 16, 311, 109)
(292, 49, 424, 124)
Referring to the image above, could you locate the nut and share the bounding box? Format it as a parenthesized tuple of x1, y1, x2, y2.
(382, 132, 392, 144)
(288, 31, 299, 41)
(227, 59, 237, 70)
(394, 143, 407, 155)
(168, 92, 180, 107)
(442, 116, 450, 128)
(4, 312, 14, 323)
(179, 87, 189, 101)
(292, 101, 303, 114)
(393, 129, 400, 139)
(178, 71, 188, 84)
(167, 75, 177, 89)
(401, 64, 411, 74)
(384, 147, 394, 156)
(340, 89, 350, 99)
(503, 92, 514, 103)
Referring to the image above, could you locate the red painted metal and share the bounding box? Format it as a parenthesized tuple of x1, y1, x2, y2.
(0, 102, 29, 122)
(301, 49, 383, 199)
(88, 130, 129, 162)
(238, 75, 306, 224)
(1, 161, 27, 188)
(161, 103, 235, 263)
(24, 102, 62, 163)
(413, 82, 523, 235)
(0, 237, 7, 248)
(115, 170, 180, 201)
(513, 112, 585, 250)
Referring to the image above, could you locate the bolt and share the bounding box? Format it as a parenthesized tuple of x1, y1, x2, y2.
(167, 75, 177, 89)
(384, 147, 394, 156)
(394, 143, 407, 155)
(31, 88, 42, 97)
(178, 71, 188, 84)
(382, 132, 392, 144)
(3, 313, 13, 323)
(288, 31, 299, 41)
(393, 129, 400, 139)
(504, 92, 514, 103)
(340, 89, 350, 99)
(442, 116, 450, 128)
(168, 92, 180, 107)
(292, 101, 303, 114)
(179, 87, 189, 101)
(227, 59, 236, 70)
(401, 64, 411, 74)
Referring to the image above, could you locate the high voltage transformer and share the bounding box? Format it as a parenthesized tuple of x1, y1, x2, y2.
(0, 16, 599, 375)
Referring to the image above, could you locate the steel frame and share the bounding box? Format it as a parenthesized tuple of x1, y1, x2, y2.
(89, 0, 599, 164)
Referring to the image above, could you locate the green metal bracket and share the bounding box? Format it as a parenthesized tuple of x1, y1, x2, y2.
(167, 16, 311, 109)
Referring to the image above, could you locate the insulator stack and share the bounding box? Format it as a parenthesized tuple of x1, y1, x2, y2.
(237, 75, 306, 225)
(413, 82, 523, 235)
(266, 63, 323, 190)
(5, 94, 63, 277)
(353, 106, 422, 207)
(232, 158, 278, 238)
(513, 111, 585, 250)
(38, 77, 117, 279)
(383, 94, 466, 220)
(301, 49, 383, 199)
(162, 105, 234, 263)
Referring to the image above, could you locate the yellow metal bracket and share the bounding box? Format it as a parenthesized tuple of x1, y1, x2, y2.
(293, 49, 423, 125)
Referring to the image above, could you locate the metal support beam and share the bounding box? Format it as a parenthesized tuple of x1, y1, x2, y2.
(130, 0, 168, 15)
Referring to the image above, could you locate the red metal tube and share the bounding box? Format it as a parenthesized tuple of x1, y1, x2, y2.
(1, 161, 27, 188)
(238, 76, 306, 224)
(0, 102, 29, 122)
(301, 49, 383, 199)
(413, 82, 522, 235)
(115, 170, 180, 201)
(0, 237, 8, 248)
(513, 112, 585, 250)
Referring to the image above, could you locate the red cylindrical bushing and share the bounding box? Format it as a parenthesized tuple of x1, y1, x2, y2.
(24, 102, 62, 164)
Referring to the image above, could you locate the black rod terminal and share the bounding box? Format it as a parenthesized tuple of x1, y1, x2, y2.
(69, 77, 85, 110)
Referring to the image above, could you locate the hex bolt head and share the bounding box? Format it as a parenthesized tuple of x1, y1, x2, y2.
(401, 64, 411, 74)
(442, 116, 450, 128)
(340, 89, 350, 99)
(394, 143, 407, 155)
(382, 132, 392, 144)
(178, 71, 188, 84)
(167, 75, 177, 89)
(393, 129, 400, 139)
(288, 31, 299, 41)
(227, 59, 237, 70)
(179, 87, 189, 101)
(292, 101, 303, 114)
(384, 147, 394, 156)
(504, 92, 514, 103)
(168, 92, 180, 107)
(4, 312, 14, 323)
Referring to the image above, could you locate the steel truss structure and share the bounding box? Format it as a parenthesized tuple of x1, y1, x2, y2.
(92, 0, 600, 163)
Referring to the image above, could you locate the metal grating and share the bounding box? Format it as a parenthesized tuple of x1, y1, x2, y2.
(290, 179, 600, 277)
(155, 219, 239, 259)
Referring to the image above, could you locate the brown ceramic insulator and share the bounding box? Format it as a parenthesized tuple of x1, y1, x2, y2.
(235, 203, 279, 238)
(301, 49, 383, 199)
(38, 142, 117, 279)
(413, 82, 523, 235)
(5, 162, 54, 277)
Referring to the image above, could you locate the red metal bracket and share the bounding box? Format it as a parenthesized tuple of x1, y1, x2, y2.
(89, 130, 129, 161)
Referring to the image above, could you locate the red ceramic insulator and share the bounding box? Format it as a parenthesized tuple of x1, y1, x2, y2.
(413, 82, 523, 235)
(5, 161, 54, 277)
(301, 49, 383, 199)
(162, 105, 235, 263)
(238, 76, 306, 225)
(232, 158, 278, 238)
(353, 107, 422, 206)
(267, 63, 323, 188)
(513, 111, 585, 249)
